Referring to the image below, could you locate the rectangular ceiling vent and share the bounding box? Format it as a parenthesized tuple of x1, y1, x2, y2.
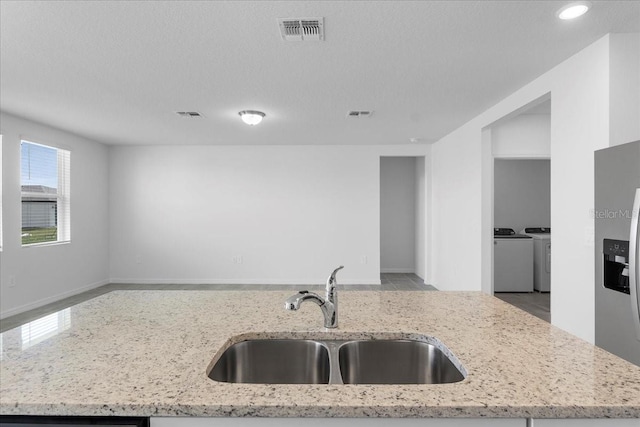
(278, 18, 324, 41)
(347, 111, 373, 118)
(176, 111, 203, 118)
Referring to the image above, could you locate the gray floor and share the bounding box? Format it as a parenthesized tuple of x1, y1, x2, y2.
(0, 273, 436, 333)
(494, 292, 551, 323)
(381, 272, 437, 290)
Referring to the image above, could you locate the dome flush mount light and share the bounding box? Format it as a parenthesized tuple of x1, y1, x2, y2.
(557, 1, 591, 20)
(239, 110, 266, 126)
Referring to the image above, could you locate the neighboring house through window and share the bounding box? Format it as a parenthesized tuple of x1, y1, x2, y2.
(21, 140, 70, 245)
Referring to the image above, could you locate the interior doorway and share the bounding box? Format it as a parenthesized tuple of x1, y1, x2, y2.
(482, 95, 552, 322)
(494, 158, 551, 322)
(380, 156, 427, 286)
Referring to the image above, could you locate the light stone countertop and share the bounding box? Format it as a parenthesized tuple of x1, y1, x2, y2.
(1, 290, 640, 419)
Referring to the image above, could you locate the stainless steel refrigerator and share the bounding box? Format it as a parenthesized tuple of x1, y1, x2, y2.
(595, 140, 640, 366)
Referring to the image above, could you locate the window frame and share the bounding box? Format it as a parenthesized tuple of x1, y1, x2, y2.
(20, 138, 71, 247)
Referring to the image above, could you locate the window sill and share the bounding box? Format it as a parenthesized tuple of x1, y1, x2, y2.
(22, 240, 71, 248)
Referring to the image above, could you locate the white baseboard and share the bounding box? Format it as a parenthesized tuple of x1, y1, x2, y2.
(380, 268, 415, 273)
(0, 279, 110, 319)
(109, 278, 382, 286)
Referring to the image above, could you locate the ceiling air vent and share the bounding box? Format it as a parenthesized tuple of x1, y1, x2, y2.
(176, 111, 203, 118)
(278, 18, 324, 41)
(347, 111, 373, 118)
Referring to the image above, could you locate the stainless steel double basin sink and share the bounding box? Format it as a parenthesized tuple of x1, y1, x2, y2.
(208, 338, 466, 385)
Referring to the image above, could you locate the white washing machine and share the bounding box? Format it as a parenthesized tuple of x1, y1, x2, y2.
(520, 227, 551, 292)
(494, 228, 534, 292)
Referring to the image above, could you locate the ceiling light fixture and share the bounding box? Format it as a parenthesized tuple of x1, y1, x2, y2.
(557, 2, 591, 20)
(238, 110, 266, 126)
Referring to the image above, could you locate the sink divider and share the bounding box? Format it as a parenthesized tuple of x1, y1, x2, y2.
(321, 340, 345, 385)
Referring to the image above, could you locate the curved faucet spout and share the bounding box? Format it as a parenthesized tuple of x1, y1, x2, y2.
(284, 291, 325, 311)
(284, 266, 344, 329)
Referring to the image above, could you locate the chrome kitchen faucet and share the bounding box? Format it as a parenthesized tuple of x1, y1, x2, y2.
(284, 265, 344, 328)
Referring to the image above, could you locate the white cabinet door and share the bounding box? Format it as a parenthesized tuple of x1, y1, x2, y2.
(531, 419, 640, 427)
(152, 417, 526, 427)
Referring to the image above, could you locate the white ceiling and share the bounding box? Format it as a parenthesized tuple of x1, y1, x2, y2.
(1, 1, 638, 146)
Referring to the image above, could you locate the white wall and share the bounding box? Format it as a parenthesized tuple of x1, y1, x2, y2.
(431, 121, 484, 291)
(492, 113, 551, 158)
(430, 34, 640, 343)
(109, 145, 428, 285)
(494, 159, 551, 233)
(1, 136, 3, 290)
(1, 135, 3, 250)
(380, 157, 416, 273)
(609, 33, 640, 148)
(549, 37, 612, 343)
(0, 112, 110, 318)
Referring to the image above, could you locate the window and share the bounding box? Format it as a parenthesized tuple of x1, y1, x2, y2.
(21, 140, 70, 245)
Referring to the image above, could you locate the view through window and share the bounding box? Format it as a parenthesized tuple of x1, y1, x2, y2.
(21, 140, 70, 245)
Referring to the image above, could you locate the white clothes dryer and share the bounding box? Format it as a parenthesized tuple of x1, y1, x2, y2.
(519, 227, 551, 292)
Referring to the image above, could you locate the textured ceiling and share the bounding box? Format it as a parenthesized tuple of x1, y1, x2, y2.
(1, 1, 638, 146)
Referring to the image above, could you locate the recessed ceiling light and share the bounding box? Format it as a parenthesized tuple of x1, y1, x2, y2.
(557, 2, 591, 20)
(239, 110, 265, 126)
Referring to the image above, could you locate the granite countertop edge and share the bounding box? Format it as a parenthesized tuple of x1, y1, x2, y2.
(2, 404, 640, 419)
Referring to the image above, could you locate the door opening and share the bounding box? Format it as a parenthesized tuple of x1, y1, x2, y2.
(380, 156, 426, 289)
(483, 96, 552, 322)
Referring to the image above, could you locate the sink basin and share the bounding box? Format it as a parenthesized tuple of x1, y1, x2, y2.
(338, 340, 465, 384)
(208, 337, 465, 385)
(209, 339, 330, 384)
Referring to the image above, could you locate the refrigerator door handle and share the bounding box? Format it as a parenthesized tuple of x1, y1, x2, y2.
(630, 188, 640, 341)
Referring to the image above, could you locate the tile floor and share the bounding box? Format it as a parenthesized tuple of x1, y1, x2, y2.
(0, 273, 436, 332)
(494, 292, 551, 323)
